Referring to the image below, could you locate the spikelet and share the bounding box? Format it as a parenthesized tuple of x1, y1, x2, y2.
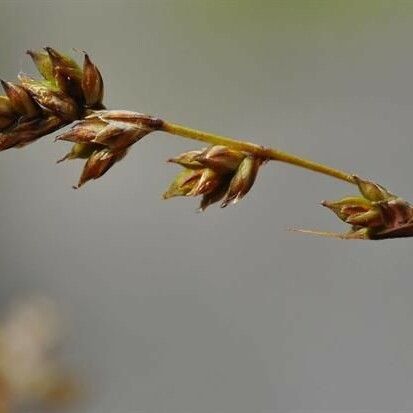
(0, 47, 105, 149)
(297, 176, 413, 240)
(164, 145, 264, 210)
(56, 110, 163, 187)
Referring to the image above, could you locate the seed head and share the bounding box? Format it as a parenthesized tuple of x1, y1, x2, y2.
(165, 146, 263, 210)
(0, 47, 107, 151)
(320, 177, 413, 239)
(57, 110, 163, 187)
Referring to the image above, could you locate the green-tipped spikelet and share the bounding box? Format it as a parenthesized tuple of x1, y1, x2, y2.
(314, 177, 413, 240)
(0, 47, 104, 149)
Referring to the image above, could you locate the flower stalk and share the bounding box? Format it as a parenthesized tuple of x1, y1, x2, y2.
(161, 121, 356, 185)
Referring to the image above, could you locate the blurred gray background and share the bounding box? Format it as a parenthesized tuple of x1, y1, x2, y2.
(1, 1, 413, 412)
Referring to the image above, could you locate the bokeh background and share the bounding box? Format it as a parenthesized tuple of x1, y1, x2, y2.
(1, 1, 413, 412)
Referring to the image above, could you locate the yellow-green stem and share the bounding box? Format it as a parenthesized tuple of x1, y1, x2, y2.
(161, 121, 356, 185)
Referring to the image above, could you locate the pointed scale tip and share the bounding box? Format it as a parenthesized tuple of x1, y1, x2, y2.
(0, 79, 9, 92)
(44, 46, 61, 61)
(76, 181, 85, 189)
(220, 196, 239, 208)
(54, 134, 66, 142)
(56, 154, 69, 164)
(196, 202, 208, 213)
(73, 178, 86, 189)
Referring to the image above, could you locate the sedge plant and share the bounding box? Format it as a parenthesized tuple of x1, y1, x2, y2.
(0, 47, 412, 240)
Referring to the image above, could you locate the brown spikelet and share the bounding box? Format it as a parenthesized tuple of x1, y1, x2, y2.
(0, 47, 108, 150)
(164, 146, 263, 210)
(57, 110, 162, 187)
(75, 147, 128, 188)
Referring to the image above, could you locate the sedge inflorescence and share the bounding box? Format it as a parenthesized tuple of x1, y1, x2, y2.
(1, 47, 413, 240)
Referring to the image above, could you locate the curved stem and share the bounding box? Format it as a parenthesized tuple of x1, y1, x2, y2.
(161, 121, 357, 185)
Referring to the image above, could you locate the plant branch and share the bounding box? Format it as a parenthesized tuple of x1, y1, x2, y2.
(161, 121, 357, 185)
